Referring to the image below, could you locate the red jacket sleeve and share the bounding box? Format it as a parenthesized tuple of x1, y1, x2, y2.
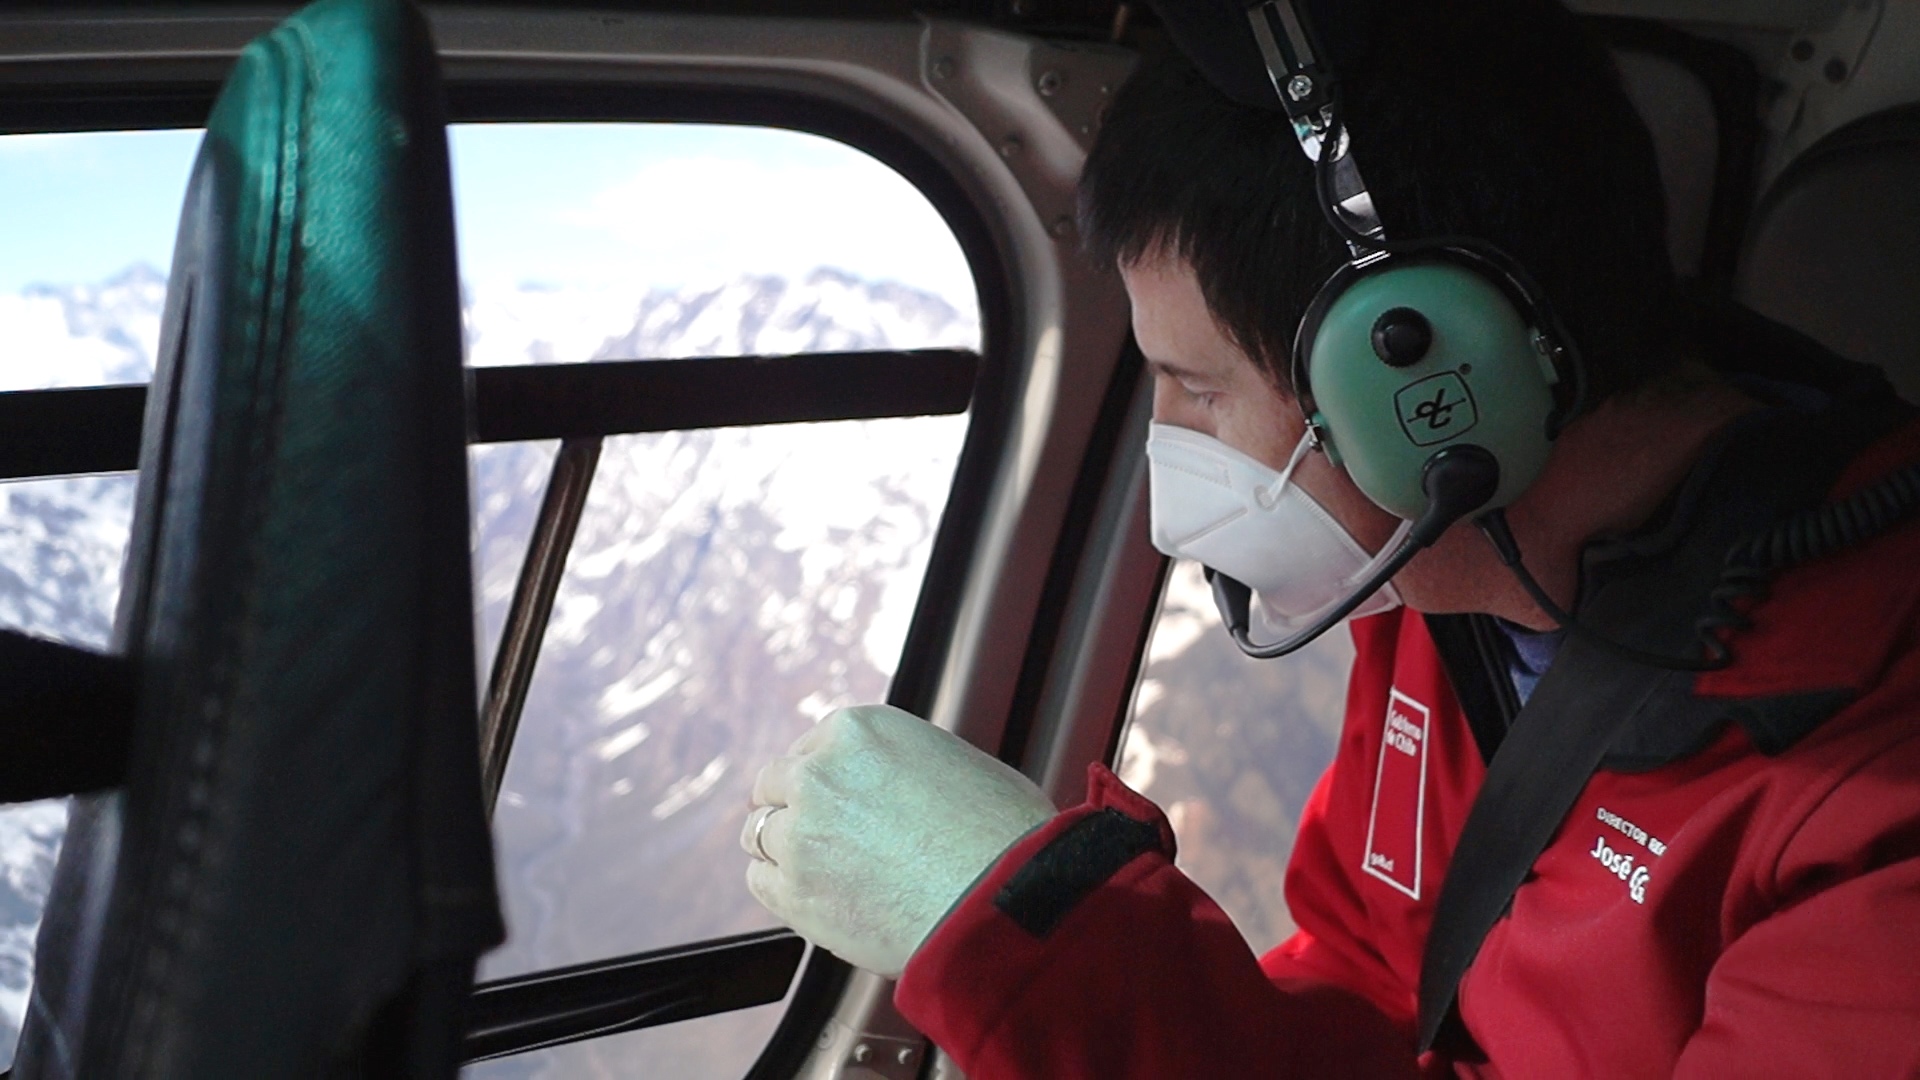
(1673, 730, 1920, 1076)
(893, 763, 1421, 1079)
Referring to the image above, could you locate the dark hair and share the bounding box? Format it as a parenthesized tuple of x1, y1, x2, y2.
(1080, 0, 1676, 402)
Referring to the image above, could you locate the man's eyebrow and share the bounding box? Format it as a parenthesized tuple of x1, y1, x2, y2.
(1146, 358, 1212, 382)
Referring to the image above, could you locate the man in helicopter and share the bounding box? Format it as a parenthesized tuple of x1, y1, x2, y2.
(741, 0, 1920, 1073)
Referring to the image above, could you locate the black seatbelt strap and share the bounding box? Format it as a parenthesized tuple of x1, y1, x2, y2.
(0, 629, 135, 802)
(1415, 634, 1685, 1051)
(1423, 613, 1519, 765)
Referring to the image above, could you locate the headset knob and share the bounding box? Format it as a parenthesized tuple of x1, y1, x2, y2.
(1371, 307, 1433, 368)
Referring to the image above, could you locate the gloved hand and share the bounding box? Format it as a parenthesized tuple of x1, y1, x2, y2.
(741, 704, 1057, 977)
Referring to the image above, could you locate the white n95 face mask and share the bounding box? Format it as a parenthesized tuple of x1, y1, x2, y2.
(1145, 421, 1412, 632)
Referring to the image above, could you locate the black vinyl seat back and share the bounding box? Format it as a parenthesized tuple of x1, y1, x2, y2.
(13, 0, 502, 1075)
(1738, 105, 1920, 399)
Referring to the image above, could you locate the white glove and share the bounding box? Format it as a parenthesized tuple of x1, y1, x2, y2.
(741, 704, 1057, 977)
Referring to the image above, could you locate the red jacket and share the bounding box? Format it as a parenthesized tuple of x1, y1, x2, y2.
(896, 396, 1920, 1075)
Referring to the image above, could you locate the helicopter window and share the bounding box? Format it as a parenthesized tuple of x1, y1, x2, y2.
(1114, 560, 1350, 954)
(472, 415, 967, 1077)
(450, 123, 978, 368)
(0, 121, 981, 1074)
(0, 129, 201, 393)
(451, 121, 976, 1077)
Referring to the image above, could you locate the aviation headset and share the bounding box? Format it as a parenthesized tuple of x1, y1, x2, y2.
(1255, 0, 1584, 525)
(1186, 0, 1910, 671)
(1173, 0, 1590, 658)
(1163, 0, 1920, 666)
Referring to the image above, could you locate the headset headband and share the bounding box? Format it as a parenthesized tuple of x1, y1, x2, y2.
(1147, 0, 1379, 108)
(1245, 0, 1384, 249)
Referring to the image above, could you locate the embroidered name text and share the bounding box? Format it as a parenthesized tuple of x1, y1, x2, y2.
(1590, 835, 1651, 904)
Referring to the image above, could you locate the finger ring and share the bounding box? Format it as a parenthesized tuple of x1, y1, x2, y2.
(748, 805, 782, 865)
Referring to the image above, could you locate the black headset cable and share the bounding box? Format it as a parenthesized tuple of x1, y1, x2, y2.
(1472, 510, 1731, 671)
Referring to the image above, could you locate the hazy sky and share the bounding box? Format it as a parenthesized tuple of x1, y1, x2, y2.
(0, 122, 976, 307)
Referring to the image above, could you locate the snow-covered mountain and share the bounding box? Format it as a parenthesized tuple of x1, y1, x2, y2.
(0, 264, 977, 1075)
(466, 269, 975, 1077)
(466, 268, 974, 367)
(0, 263, 167, 392)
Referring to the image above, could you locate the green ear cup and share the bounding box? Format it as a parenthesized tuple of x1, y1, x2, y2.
(1306, 260, 1558, 520)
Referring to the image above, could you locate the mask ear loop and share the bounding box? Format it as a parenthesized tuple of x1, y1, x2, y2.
(1256, 430, 1319, 510)
(1260, 426, 1416, 589)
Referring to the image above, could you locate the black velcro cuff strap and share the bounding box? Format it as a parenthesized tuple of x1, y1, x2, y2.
(992, 808, 1167, 938)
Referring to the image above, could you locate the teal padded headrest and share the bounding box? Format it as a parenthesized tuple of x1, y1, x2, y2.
(16, 2, 501, 1076)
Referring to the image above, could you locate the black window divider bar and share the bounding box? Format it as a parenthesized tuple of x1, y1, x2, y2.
(478, 435, 602, 812)
(0, 349, 979, 482)
(463, 928, 808, 1065)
